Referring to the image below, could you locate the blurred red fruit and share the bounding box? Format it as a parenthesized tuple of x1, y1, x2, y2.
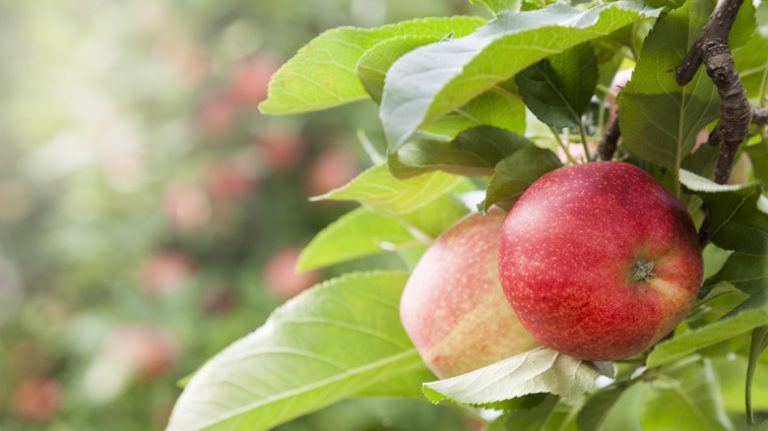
(257, 130, 303, 170)
(164, 182, 212, 231)
(200, 284, 236, 316)
(264, 247, 320, 299)
(228, 53, 280, 106)
(197, 91, 237, 138)
(139, 252, 194, 297)
(11, 378, 61, 422)
(305, 146, 358, 196)
(104, 326, 179, 380)
(206, 162, 257, 202)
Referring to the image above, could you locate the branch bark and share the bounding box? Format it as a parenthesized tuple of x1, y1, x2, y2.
(676, 0, 750, 245)
(597, 113, 621, 161)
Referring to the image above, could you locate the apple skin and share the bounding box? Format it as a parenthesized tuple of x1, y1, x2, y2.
(499, 162, 703, 360)
(400, 209, 539, 378)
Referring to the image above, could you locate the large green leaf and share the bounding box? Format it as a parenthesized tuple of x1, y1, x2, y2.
(713, 356, 768, 413)
(733, 1, 767, 98)
(299, 184, 472, 271)
(619, 0, 720, 194)
(704, 251, 768, 318)
(422, 347, 598, 407)
(388, 126, 534, 178)
(380, 2, 660, 149)
(259, 17, 484, 114)
(647, 309, 768, 367)
(313, 164, 464, 215)
(470, 0, 522, 14)
(680, 170, 768, 255)
(484, 146, 562, 210)
(297, 207, 417, 271)
(602, 360, 732, 430)
(577, 384, 631, 431)
(745, 140, 768, 184)
(166, 272, 425, 431)
(641, 360, 733, 430)
(515, 43, 598, 128)
(418, 88, 526, 138)
(357, 37, 436, 104)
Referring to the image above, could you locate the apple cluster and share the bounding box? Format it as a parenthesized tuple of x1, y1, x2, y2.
(400, 162, 703, 378)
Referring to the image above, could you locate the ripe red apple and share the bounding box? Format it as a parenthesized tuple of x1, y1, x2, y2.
(264, 247, 321, 300)
(103, 325, 179, 380)
(140, 252, 195, 297)
(400, 210, 539, 378)
(256, 129, 304, 171)
(228, 53, 280, 106)
(499, 162, 702, 360)
(11, 378, 61, 422)
(305, 146, 359, 196)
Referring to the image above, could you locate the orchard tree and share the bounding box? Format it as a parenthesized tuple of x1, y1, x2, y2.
(167, 0, 768, 429)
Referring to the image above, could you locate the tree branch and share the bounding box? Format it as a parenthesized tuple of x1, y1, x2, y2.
(597, 113, 621, 161)
(676, 0, 750, 245)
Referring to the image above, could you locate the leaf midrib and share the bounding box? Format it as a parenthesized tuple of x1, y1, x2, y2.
(189, 349, 422, 430)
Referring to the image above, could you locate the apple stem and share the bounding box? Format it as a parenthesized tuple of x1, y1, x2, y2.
(577, 121, 591, 163)
(629, 260, 656, 284)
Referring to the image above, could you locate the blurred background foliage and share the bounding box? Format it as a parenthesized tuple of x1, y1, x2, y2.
(0, 1, 484, 429)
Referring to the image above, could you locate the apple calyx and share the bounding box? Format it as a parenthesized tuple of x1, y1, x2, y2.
(629, 259, 656, 284)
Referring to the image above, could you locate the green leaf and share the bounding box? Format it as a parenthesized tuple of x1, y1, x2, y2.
(484, 147, 562, 210)
(704, 252, 768, 319)
(418, 87, 527, 138)
(712, 355, 768, 413)
(747, 326, 768, 423)
(515, 43, 598, 128)
(357, 37, 526, 137)
(602, 360, 732, 430)
(422, 347, 598, 407)
(754, 420, 768, 431)
(353, 368, 436, 398)
(297, 207, 417, 271)
(166, 272, 425, 431)
(647, 308, 768, 367)
(640, 359, 733, 431)
(680, 170, 768, 255)
(504, 395, 560, 430)
(388, 126, 534, 178)
(619, 0, 720, 194)
(577, 385, 630, 431)
(357, 36, 439, 103)
(470, 0, 522, 14)
(380, 2, 660, 149)
(259, 17, 485, 114)
(313, 164, 464, 215)
(401, 184, 473, 238)
(745, 140, 768, 184)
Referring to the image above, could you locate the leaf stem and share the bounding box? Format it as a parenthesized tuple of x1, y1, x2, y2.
(548, 126, 577, 165)
(578, 120, 591, 162)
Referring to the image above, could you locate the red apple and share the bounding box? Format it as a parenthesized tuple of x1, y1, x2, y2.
(103, 326, 179, 380)
(499, 162, 703, 360)
(164, 181, 212, 231)
(205, 162, 256, 203)
(11, 378, 61, 422)
(305, 146, 359, 196)
(228, 53, 280, 106)
(197, 91, 237, 138)
(264, 247, 320, 300)
(256, 130, 303, 170)
(400, 210, 539, 378)
(139, 252, 194, 297)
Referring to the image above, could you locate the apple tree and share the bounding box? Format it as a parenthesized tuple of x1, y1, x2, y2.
(167, 0, 768, 429)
